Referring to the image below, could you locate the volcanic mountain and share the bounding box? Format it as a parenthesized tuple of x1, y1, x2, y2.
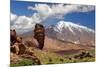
(21, 21, 95, 47)
(45, 21, 95, 46)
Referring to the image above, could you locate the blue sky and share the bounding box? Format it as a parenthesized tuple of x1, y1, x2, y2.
(11, 1, 56, 16)
(10, 1, 95, 33)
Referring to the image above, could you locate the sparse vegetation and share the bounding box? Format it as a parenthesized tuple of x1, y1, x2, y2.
(29, 49, 95, 64)
(10, 48, 95, 67)
(10, 29, 95, 66)
(10, 58, 34, 67)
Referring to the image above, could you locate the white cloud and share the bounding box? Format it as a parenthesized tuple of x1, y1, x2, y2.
(10, 13, 18, 22)
(76, 5, 95, 12)
(28, 4, 52, 20)
(28, 4, 95, 20)
(10, 4, 95, 34)
(10, 13, 42, 34)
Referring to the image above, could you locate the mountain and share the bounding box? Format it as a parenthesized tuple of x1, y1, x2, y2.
(45, 21, 95, 46)
(21, 21, 95, 46)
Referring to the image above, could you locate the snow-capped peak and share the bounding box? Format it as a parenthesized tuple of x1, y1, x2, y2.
(54, 21, 94, 34)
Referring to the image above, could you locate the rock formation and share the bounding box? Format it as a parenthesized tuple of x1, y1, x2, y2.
(33, 24, 45, 50)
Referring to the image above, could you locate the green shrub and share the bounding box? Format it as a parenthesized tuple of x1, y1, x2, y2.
(10, 64, 16, 67)
(16, 59, 33, 66)
(10, 59, 34, 67)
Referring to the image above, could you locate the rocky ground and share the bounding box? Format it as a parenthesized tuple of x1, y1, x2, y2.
(10, 36, 95, 67)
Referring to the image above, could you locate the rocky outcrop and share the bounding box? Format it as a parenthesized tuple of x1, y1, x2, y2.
(33, 24, 45, 50)
(74, 51, 93, 59)
(10, 29, 41, 65)
(10, 29, 17, 45)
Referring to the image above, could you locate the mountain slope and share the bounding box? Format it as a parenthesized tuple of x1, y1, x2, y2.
(46, 21, 95, 46)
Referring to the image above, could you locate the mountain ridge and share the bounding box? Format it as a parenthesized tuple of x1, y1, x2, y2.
(46, 21, 95, 46)
(21, 21, 95, 46)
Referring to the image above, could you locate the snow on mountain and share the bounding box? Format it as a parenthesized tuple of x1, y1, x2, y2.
(21, 20, 95, 46)
(46, 21, 95, 46)
(54, 21, 94, 35)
